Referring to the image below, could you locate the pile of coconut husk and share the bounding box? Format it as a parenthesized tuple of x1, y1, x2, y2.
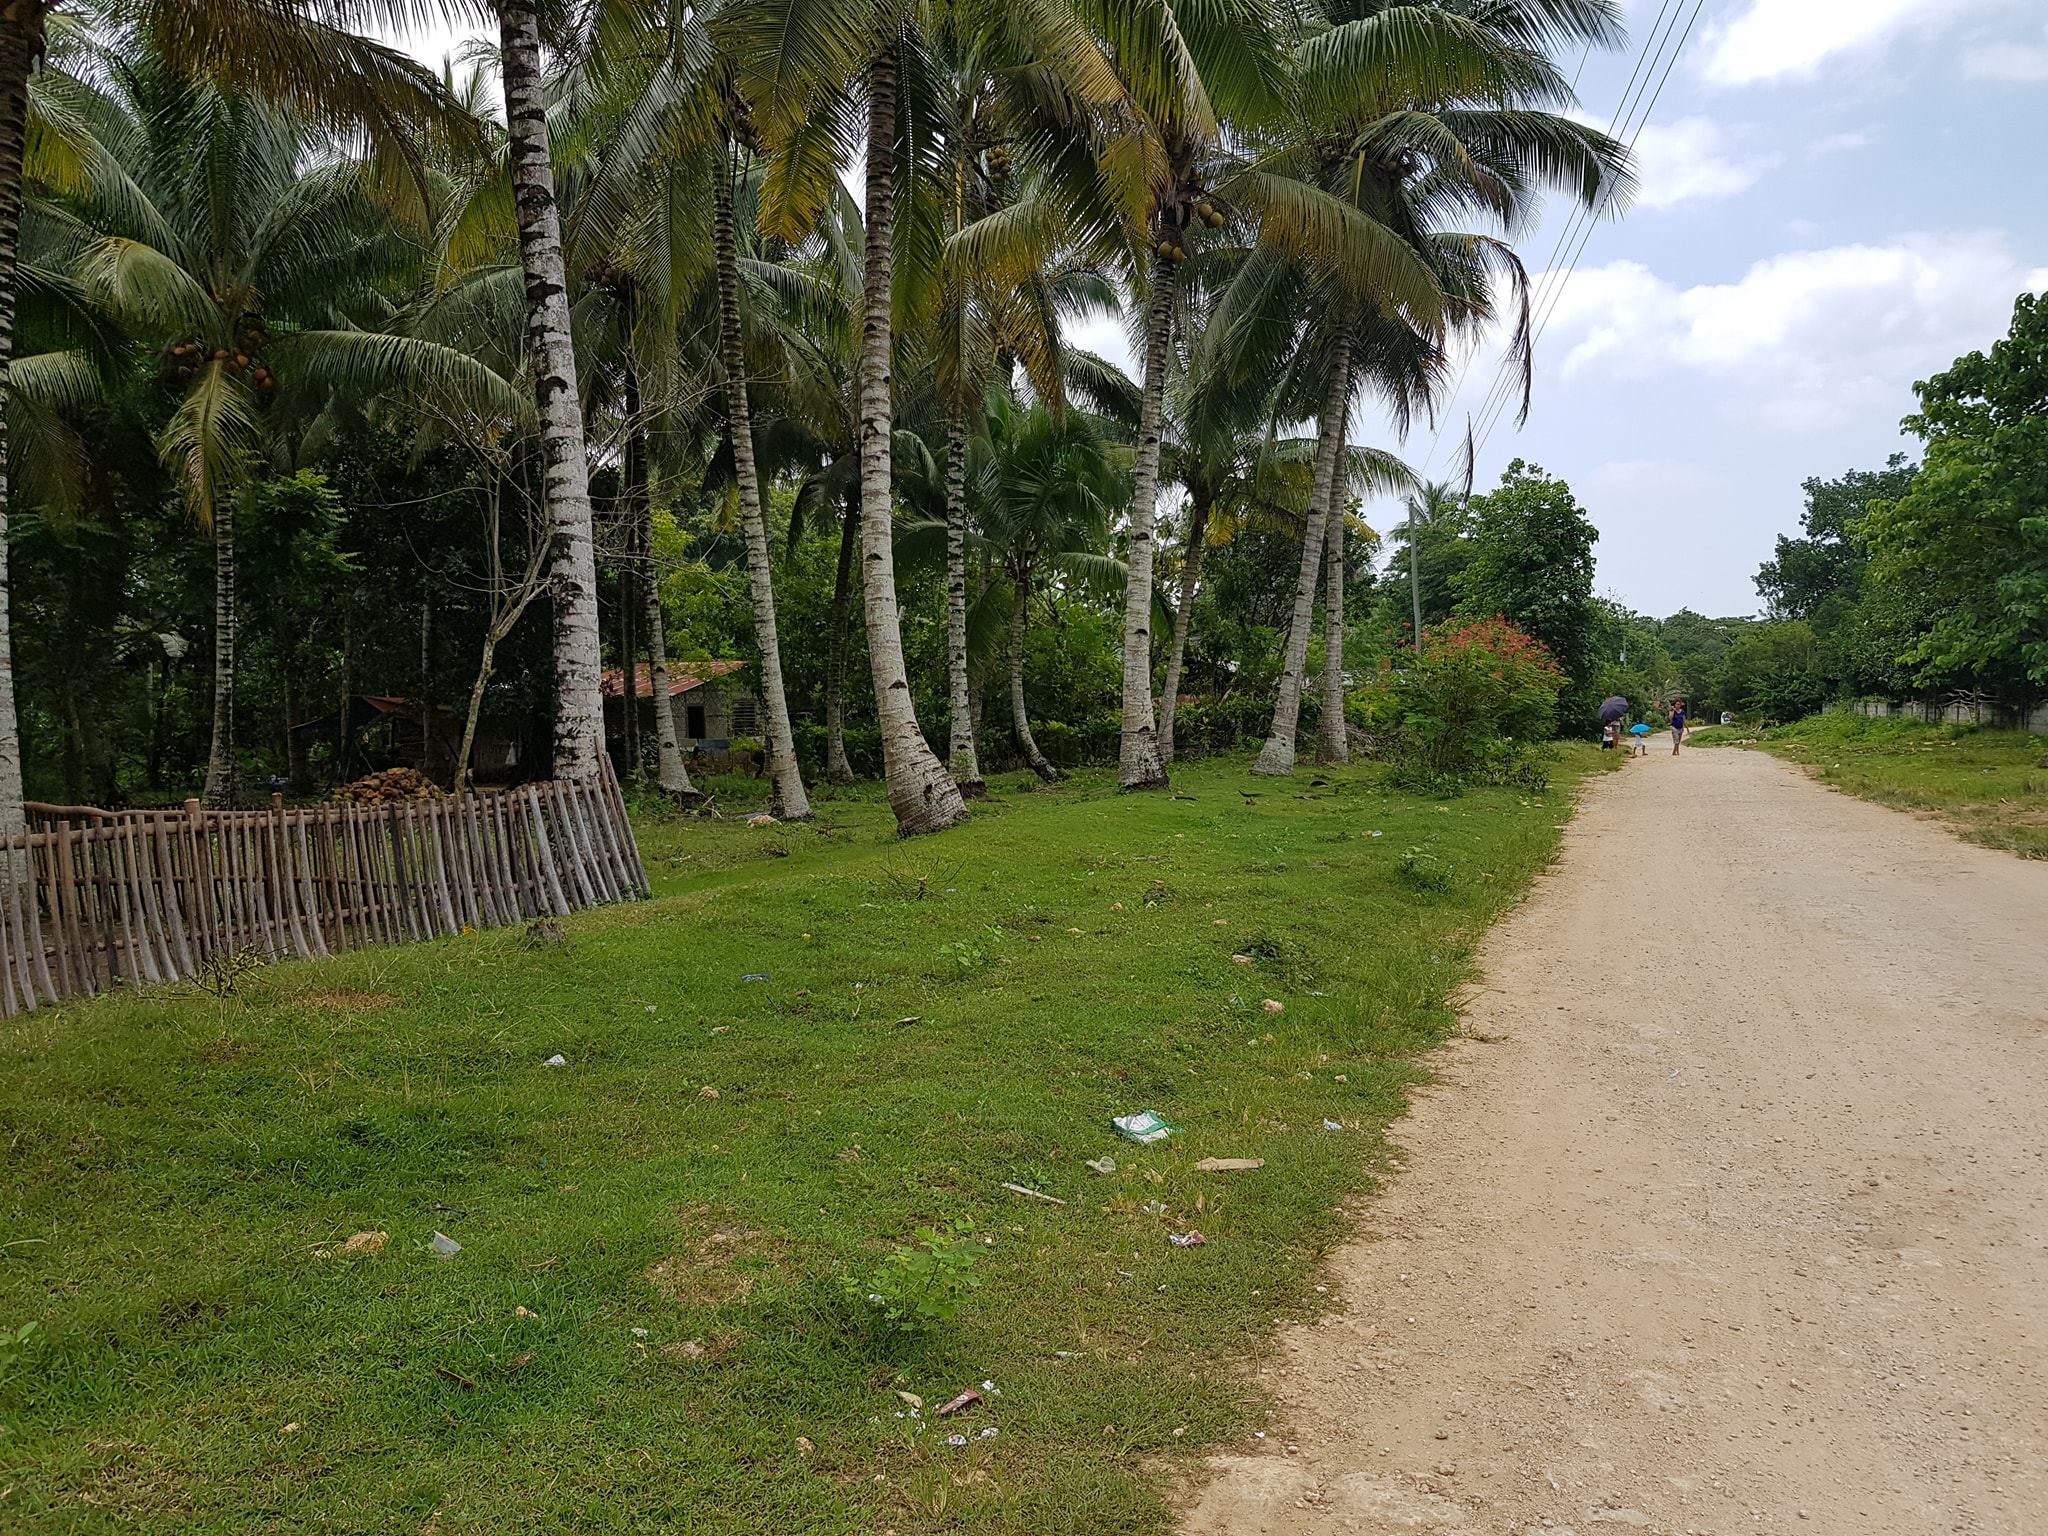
(334, 766, 439, 804)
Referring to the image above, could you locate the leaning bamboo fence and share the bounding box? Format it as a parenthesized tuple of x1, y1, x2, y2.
(0, 765, 648, 1017)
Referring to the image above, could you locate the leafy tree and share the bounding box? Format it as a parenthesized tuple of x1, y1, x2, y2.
(1456, 459, 1600, 725)
(33, 27, 515, 804)
(1716, 620, 1828, 723)
(1863, 291, 2048, 693)
(1755, 455, 1916, 622)
(0, 0, 475, 825)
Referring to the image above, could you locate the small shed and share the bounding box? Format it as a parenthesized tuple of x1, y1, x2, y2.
(602, 660, 758, 750)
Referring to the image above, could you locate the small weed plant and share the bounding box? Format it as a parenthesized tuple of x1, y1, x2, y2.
(843, 1219, 982, 1335)
(1397, 847, 1456, 894)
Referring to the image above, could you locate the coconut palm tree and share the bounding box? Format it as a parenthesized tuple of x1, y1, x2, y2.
(33, 29, 518, 806)
(0, 0, 475, 825)
(1396, 478, 1467, 648)
(1244, 0, 1633, 776)
(1081, 0, 1446, 790)
(898, 393, 1124, 781)
(563, 0, 822, 815)
(724, 0, 1121, 834)
(490, 0, 615, 784)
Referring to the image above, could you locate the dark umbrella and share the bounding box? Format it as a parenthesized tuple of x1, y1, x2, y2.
(1598, 695, 1630, 725)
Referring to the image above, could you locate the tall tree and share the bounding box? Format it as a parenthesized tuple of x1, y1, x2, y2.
(1755, 455, 1916, 622)
(37, 28, 515, 806)
(1082, 0, 1301, 789)
(1243, 0, 1629, 774)
(0, 5, 43, 830)
(497, 0, 607, 783)
(729, 0, 1118, 831)
(0, 0, 474, 822)
(1863, 292, 2048, 694)
(1458, 458, 1601, 720)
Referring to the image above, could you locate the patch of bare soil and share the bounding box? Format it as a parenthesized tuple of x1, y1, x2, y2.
(299, 988, 400, 1011)
(645, 1208, 784, 1308)
(1180, 749, 2048, 1536)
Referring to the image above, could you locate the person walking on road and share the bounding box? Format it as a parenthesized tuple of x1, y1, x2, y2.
(1669, 699, 1689, 756)
(1599, 695, 1630, 750)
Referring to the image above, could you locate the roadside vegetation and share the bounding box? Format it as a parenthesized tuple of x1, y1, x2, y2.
(1705, 715, 2048, 859)
(1, 753, 1598, 1534)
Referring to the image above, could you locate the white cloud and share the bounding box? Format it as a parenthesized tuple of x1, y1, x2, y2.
(1628, 117, 1773, 209)
(1961, 27, 2048, 81)
(1538, 233, 2048, 431)
(1810, 130, 1873, 159)
(1702, 0, 2002, 85)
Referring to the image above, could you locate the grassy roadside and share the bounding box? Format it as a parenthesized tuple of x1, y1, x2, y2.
(1, 750, 1603, 1535)
(1696, 714, 2048, 858)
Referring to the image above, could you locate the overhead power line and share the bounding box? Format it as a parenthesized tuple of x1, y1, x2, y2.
(1421, 0, 1706, 479)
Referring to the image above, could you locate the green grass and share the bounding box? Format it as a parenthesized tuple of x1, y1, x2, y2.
(0, 752, 1601, 1534)
(1708, 713, 2048, 858)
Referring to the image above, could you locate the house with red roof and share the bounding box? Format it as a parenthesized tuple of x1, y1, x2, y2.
(600, 659, 759, 750)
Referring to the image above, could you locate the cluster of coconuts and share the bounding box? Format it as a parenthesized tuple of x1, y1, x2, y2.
(1155, 197, 1226, 264)
(162, 328, 277, 394)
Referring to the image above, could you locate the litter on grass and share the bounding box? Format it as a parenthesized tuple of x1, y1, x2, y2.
(1112, 1111, 1179, 1145)
(429, 1231, 461, 1258)
(1322, 1119, 1345, 1131)
(1001, 1182, 1066, 1205)
(542, 1053, 567, 1067)
(1262, 999, 1285, 1014)
(937, 1389, 984, 1417)
(1084, 1155, 1118, 1176)
(1195, 1157, 1265, 1173)
(1168, 1231, 1208, 1248)
(740, 973, 770, 982)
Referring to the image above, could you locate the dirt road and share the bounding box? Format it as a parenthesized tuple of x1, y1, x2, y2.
(1181, 747, 2048, 1536)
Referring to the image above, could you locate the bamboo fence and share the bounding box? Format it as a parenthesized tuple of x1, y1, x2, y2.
(0, 764, 648, 1017)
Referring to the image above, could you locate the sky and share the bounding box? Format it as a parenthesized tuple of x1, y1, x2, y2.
(379, 1, 2048, 619)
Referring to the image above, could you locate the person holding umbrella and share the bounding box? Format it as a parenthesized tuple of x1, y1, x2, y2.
(1598, 694, 1631, 750)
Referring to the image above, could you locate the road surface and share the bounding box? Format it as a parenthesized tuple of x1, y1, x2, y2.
(1181, 747, 2048, 1536)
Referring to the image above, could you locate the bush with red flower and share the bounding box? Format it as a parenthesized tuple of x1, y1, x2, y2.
(1351, 617, 1568, 788)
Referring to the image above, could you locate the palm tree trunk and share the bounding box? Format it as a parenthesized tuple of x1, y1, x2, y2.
(824, 494, 857, 782)
(618, 563, 637, 777)
(1117, 255, 1176, 791)
(857, 43, 967, 835)
(714, 148, 811, 820)
(617, 330, 694, 800)
(1253, 337, 1350, 777)
(1156, 489, 1210, 767)
(1409, 521, 1425, 651)
(285, 671, 312, 794)
(943, 401, 984, 794)
(202, 497, 237, 807)
(1009, 568, 1056, 781)
(1317, 384, 1353, 766)
(0, 6, 44, 838)
(500, 1, 605, 784)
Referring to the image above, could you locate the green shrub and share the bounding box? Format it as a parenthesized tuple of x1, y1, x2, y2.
(841, 1220, 983, 1335)
(1355, 616, 1568, 788)
(1396, 846, 1455, 894)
